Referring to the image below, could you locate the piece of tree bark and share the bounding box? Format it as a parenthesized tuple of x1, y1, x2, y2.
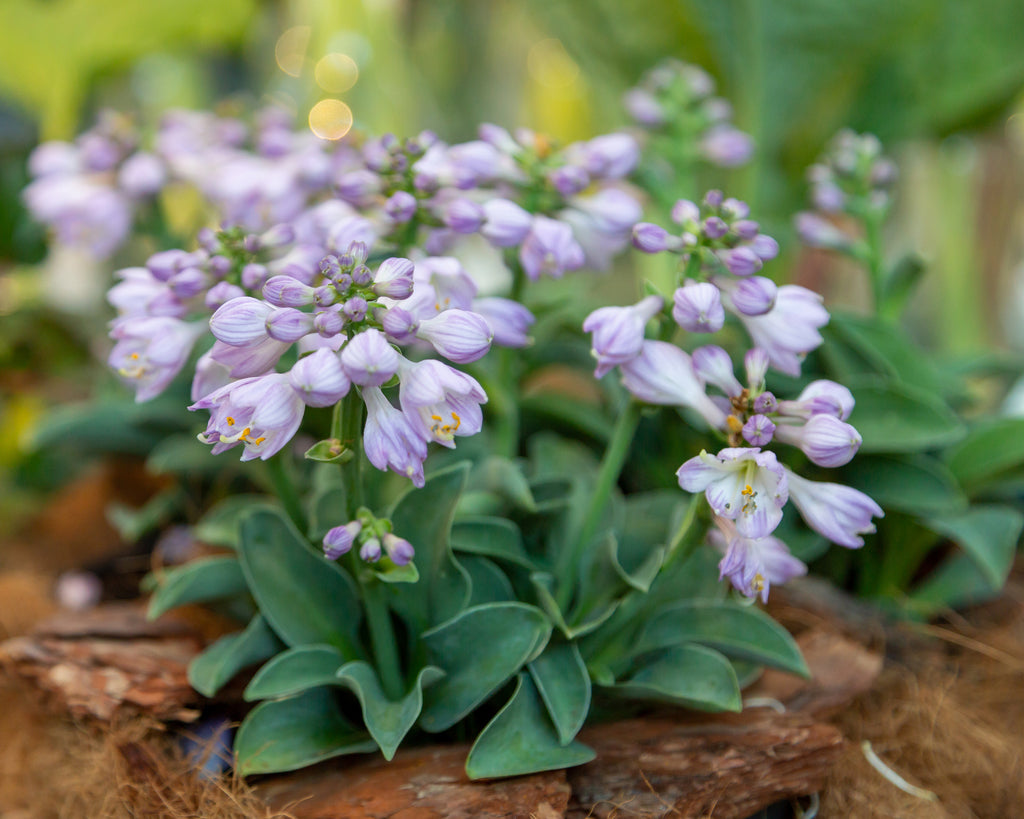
(255, 743, 571, 819)
(567, 711, 843, 819)
(0, 603, 203, 722)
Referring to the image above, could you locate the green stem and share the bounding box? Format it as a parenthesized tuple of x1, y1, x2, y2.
(863, 210, 886, 313)
(265, 455, 307, 534)
(555, 400, 643, 609)
(338, 391, 365, 517)
(493, 349, 521, 459)
(361, 577, 405, 700)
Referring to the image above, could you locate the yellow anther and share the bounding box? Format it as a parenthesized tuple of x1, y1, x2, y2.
(752, 573, 765, 593)
(726, 415, 743, 434)
(430, 414, 443, 422)
(253, 436, 266, 446)
(226, 416, 236, 426)
(129, 352, 140, 360)
(451, 412, 461, 430)
(742, 484, 754, 496)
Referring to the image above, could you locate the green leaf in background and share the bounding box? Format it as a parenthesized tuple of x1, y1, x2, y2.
(461, 556, 515, 605)
(388, 463, 472, 630)
(609, 645, 741, 711)
(469, 456, 538, 512)
(306, 485, 347, 544)
(193, 495, 278, 550)
(450, 517, 537, 570)
(910, 553, 1014, 613)
(29, 398, 184, 457)
(243, 645, 346, 702)
(146, 556, 247, 620)
(528, 641, 591, 746)
(944, 417, 1024, 490)
(637, 601, 808, 677)
(842, 454, 967, 516)
(235, 687, 376, 776)
(922, 505, 1024, 590)
(107, 486, 185, 544)
(336, 662, 445, 760)
(465, 674, 595, 780)
(532, 571, 619, 640)
(419, 602, 552, 733)
(238, 508, 362, 656)
(188, 614, 282, 698)
(846, 377, 965, 453)
(146, 433, 224, 476)
(372, 560, 421, 584)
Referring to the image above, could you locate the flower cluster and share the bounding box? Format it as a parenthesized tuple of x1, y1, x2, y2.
(795, 129, 897, 252)
(624, 59, 754, 168)
(587, 191, 882, 601)
(323, 508, 415, 566)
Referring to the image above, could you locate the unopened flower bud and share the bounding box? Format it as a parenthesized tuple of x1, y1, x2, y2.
(323, 520, 362, 560)
(241, 263, 269, 290)
(382, 532, 415, 565)
(742, 414, 776, 446)
(262, 275, 316, 307)
(343, 297, 368, 322)
(673, 283, 724, 333)
(267, 308, 315, 342)
(289, 347, 350, 407)
(385, 191, 417, 223)
(632, 222, 671, 253)
(360, 537, 382, 562)
(351, 264, 373, 286)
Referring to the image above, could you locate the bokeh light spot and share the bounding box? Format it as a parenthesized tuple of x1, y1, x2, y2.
(275, 26, 311, 77)
(527, 38, 580, 89)
(315, 53, 359, 93)
(309, 99, 353, 140)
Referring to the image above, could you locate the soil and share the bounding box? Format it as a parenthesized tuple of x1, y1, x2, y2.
(1, 461, 1023, 818)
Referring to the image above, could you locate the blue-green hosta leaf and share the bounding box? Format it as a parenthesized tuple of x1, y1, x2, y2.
(637, 601, 808, 678)
(465, 674, 595, 780)
(944, 417, 1024, 490)
(910, 553, 1012, 613)
(843, 454, 967, 516)
(846, 377, 965, 453)
(336, 662, 445, 760)
(461, 556, 515, 605)
(146, 557, 248, 620)
(528, 642, 591, 746)
(388, 463, 472, 630)
(188, 614, 282, 698)
(922, 505, 1024, 591)
(532, 571, 619, 640)
(373, 560, 420, 584)
(469, 456, 537, 512)
(419, 602, 552, 733)
(193, 495, 277, 549)
(235, 687, 376, 776)
(108, 487, 185, 544)
(450, 517, 536, 570)
(306, 485, 347, 543)
(244, 645, 346, 702)
(238, 508, 362, 655)
(608, 645, 741, 712)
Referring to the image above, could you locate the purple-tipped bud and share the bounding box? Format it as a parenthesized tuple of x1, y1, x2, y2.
(754, 391, 778, 414)
(382, 532, 415, 565)
(267, 308, 315, 342)
(169, 267, 208, 299)
(323, 520, 361, 560)
(314, 307, 345, 336)
(623, 88, 666, 126)
(548, 165, 590, 197)
(289, 347, 350, 407)
(812, 183, 846, 213)
(703, 217, 728, 239)
(583, 295, 664, 378)
(320, 254, 341, 278)
(385, 191, 417, 223)
(722, 198, 750, 220)
(342, 296, 368, 322)
(416, 309, 493, 363)
(262, 275, 316, 307)
(260, 223, 296, 249)
(373, 257, 415, 299)
(581, 133, 639, 179)
(744, 348, 770, 387)
(340, 328, 399, 386)
(519, 216, 585, 280)
(197, 228, 219, 253)
(147, 249, 195, 281)
(794, 212, 852, 250)
(243, 234, 262, 254)
(673, 283, 725, 333)
(241, 263, 269, 291)
(632, 222, 671, 253)
(443, 198, 485, 234)
(360, 537, 382, 562)
(729, 276, 778, 316)
(347, 241, 369, 267)
(750, 234, 780, 261)
(775, 414, 862, 467)
(700, 125, 754, 167)
(742, 414, 776, 446)
(381, 306, 420, 344)
(472, 297, 535, 348)
(205, 281, 245, 310)
(671, 199, 700, 226)
(778, 380, 855, 420)
(481, 199, 532, 247)
(209, 255, 232, 278)
(313, 285, 336, 308)
(351, 264, 373, 287)
(718, 246, 762, 276)
(703, 189, 724, 209)
(733, 220, 760, 240)
(692, 345, 743, 396)
(210, 297, 273, 346)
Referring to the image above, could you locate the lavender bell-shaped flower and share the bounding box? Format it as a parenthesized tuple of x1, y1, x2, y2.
(692, 345, 743, 397)
(397, 358, 487, 448)
(620, 341, 727, 429)
(361, 386, 428, 487)
(109, 317, 206, 402)
(583, 295, 664, 378)
(735, 285, 829, 376)
(773, 414, 862, 467)
(323, 520, 362, 560)
(481, 199, 532, 247)
(191, 372, 305, 461)
(472, 297, 535, 348)
(415, 309, 493, 363)
(784, 468, 883, 548)
(776, 380, 855, 420)
(519, 216, 585, 280)
(673, 283, 724, 333)
(709, 517, 806, 603)
(340, 328, 400, 387)
(676, 447, 789, 539)
(288, 348, 351, 407)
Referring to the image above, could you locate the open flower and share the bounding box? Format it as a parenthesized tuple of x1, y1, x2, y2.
(620, 341, 727, 429)
(733, 285, 829, 376)
(362, 386, 428, 487)
(583, 295, 663, 378)
(784, 468, 883, 548)
(398, 358, 487, 448)
(709, 516, 806, 602)
(191, 373, 305, 461)
(109, 317, 205, 402)
(677, 447, 788, 539)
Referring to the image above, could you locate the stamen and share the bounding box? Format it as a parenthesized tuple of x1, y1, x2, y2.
(129, 352, 140, 360)
(226, 416, 236, 426)
(742, 484, 754, 496)
(726, 415, 744, 434)
(451, 412, 461, 430)
(752, 573, 765, 593)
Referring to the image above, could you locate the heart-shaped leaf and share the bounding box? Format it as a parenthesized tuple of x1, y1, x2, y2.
(609, 645, 741, 712)
(188, 614, 282, 698)
(235, 687, 376, 776)
(465, 674, 595, 780)
(528, 642, 591, 746)
(244, 645, 346, 702)
(147, 557, 247, 620)
(193, 495, 277, 549)
(450, 517, 536, 569)
(336, 662, 445, 760)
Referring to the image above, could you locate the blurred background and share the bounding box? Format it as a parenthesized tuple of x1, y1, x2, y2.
(3, 0, 1024, 538)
